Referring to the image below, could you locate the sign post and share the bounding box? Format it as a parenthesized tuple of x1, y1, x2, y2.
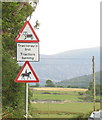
(26, 83, 28, 119)
(15, 21, 40, 119)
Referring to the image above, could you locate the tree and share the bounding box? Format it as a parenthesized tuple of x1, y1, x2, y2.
(2, 2, 37, 118)
(80, 82, 101, 102)
(87, 82, 101, 96)
(2, 2, 34, 57)
(45, 80, 55, 87)
(2, 50, 26, 118)
(34, 83, 40, 87)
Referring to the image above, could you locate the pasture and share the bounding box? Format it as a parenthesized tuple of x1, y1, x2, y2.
(30, 87, 100, 118)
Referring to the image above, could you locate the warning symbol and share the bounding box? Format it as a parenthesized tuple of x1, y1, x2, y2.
(15, 21, 39, 43)
(21, 31, 33, 40)
(14, 61, 39, 83)
(21, 69, 31, 80)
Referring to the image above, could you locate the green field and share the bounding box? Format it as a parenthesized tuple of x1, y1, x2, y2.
(30, 88, 100, 118)
(30, 102, 100, 118)
(31, 91, 83, 102)
(31, 89, 86, 101)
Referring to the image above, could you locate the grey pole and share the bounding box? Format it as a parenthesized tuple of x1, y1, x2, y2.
(92, 56, 96, 111)
(26, 83, 28, 119)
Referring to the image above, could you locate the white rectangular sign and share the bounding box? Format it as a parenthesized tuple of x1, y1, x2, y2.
(17, 43, 39, 62)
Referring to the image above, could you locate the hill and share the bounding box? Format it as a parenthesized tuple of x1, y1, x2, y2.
(55, 71, 100, 88)
(30, 47, 100, 85)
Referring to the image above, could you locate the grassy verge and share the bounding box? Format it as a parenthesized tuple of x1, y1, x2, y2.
(30, 102, 100, 118)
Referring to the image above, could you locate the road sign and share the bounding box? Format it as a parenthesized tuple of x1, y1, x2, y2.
(17, 43, 39, 62)
(15, 21, 39, 43)
(14, 61, 39, 83)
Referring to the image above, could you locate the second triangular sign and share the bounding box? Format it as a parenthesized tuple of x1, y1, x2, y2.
(15, 21, 39, 42)
(14, 61, 39, 83)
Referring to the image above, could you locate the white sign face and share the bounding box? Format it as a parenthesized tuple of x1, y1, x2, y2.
(18, 24, 36, 41)
(17, 43, 39, 62)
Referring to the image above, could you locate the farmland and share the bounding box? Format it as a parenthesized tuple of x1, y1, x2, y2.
(30, 87, 100, 118)
(30, 102, 100, 118)
(31, 87, 87, 92)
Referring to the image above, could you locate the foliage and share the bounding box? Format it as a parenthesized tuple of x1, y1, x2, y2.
(79, 82, 101, 102)
(67, 85, 79, 88)
(2, 50, 26, 118)
(34, 83, 40, 87)
(78, 92, 84, 96)
(86, 82, 101, 96)
(2, 2, 34, 56)
(2, 2, 34, 118)
(45, 80, 55, 87)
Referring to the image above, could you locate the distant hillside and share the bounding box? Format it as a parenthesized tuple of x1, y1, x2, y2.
(19, 47, 100, 87)
(31, 47, 100, 83)
(55, 71, 100, 88)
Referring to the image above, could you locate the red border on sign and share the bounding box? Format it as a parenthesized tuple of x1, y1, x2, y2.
(15, 21, 39, 43)
(14, 61, 39, 83)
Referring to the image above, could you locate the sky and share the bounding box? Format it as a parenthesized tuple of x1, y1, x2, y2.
(30, 0, 100, 55)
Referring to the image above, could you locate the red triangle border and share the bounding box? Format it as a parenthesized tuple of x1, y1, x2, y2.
(14, 61, 39, 83)
(15, 21, 40, 43)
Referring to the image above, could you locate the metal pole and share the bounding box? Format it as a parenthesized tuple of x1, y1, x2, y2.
(26, 83, 28, 119)
(92, 56, 96, 111)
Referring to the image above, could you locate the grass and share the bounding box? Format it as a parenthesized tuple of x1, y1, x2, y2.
(30, 87, 101, 118)
(31, 89, 84, 101)
(31, 102, 100, 113)
(30, 102, 100, 118)
(31, 93, 82, 101)
(33, 114, 78, 118)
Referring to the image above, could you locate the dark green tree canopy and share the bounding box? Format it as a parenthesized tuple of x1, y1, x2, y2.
(2, 2, 34, 56)
(2, 2, 35, 118)
(45, 80, 55, 87)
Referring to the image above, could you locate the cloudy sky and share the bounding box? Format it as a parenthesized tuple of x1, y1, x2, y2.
(30, 0, 100, 55)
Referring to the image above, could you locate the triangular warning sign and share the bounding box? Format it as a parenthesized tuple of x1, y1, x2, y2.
(14, 61, 39, 83)
(15, 21, 39, 43)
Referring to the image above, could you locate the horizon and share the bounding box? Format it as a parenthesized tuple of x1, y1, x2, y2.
(40, 46, 100, 56)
